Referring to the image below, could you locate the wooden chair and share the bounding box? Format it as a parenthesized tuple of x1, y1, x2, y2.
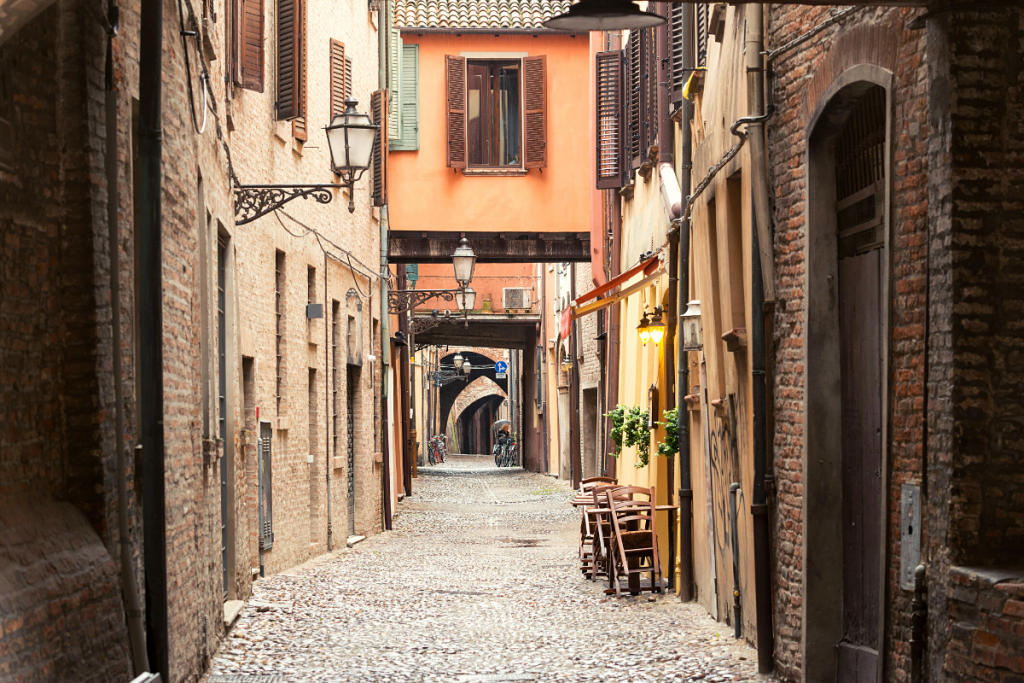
(605, 485, 665, 597)
(579, 484, 624, 579)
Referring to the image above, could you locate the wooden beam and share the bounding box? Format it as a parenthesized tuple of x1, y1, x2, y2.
(389, 231, 591, 264)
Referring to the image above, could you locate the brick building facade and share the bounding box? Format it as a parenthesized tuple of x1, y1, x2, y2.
(0, 0, 385, 678)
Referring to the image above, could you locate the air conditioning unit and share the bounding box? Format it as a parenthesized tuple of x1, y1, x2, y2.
(503, 287, 532, 311)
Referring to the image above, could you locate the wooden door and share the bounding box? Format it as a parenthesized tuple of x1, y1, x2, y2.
(835, 85, 885, 683)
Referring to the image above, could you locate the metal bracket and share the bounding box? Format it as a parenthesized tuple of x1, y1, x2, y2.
(388, 289, 457, 314)
(234, 184, 342, 226)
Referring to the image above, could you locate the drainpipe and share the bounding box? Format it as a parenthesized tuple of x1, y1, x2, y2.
(603, 199, 622, 479)
(730, 483, 742, 639)
(398, 267, 412, 495)
(675, 3, 695, 604)
(746, 3, 775, 674)
(138, 0, 168, 673)
(540, 266, 549, 473)
(325, 251, 332, 551)
(569, 263, 582, 488)
(105, 12, 149, 673)
(377, 0, 393, 530)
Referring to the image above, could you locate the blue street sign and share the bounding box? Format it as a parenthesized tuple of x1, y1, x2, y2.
(494, 360, 508, 374)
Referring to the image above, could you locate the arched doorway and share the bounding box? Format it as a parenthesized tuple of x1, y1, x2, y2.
(804, 70, 890, 683)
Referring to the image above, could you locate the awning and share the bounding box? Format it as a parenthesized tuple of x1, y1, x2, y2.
(559, 253, 665, 337)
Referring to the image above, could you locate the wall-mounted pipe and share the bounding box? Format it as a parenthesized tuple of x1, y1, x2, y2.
(137, 0, 168, 671)
(730, 483, 743, 639)
(675, 2, 695, 604)
(746, 3, 776, 674)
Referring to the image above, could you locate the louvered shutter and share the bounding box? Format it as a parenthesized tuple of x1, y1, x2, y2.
(670, 4, 684, 105)
(388, 28, 402, 141)
(697, 3, 709, 68)
(644, 28, 657, 155)
(524, 55, 547, 169)
(627, 30, 643, 169)
(276, 0, 302, 120)
(445, 54, 465, 166)
(239, 0, 264, 91)
(391, 44, 419, 151)
(596, 50, 624, 190)
(345, 57, 353, 99)
(371, 90, 387, 206)
(330, 39, 346, 119)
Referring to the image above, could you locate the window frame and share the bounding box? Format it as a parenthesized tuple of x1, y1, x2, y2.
(465, 57, 524, 170)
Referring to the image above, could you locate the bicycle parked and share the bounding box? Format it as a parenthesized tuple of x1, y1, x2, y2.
(427, 434, 447, 465)
(493, 433, 517, 468)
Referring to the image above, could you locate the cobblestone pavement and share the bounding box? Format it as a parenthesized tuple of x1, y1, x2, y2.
(206, 456, 769, 683)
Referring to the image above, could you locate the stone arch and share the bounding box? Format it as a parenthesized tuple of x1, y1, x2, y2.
(803, 65, 893, 683)
(452, 392, 507, 455)
(438, 350, 509, 430)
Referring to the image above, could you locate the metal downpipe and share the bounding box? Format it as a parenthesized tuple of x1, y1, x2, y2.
(106, 23, 149, 674)
(675, 2, 695, 604)
(746, 3, 775, 674)
(138, 0, 168, 672)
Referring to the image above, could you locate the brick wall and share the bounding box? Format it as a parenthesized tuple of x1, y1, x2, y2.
(766, 7, 929, 680)
(943, 567, 1024, 681)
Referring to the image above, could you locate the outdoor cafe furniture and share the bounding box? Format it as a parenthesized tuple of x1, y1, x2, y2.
(605, 485, 665, 597)
(579, 483, 623, 580)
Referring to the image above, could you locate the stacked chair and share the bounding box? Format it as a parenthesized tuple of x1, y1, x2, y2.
(575, 479, 665, 597)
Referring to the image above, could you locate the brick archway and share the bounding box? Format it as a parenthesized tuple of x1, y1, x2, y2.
(451, 392, 507, 455)
(439, 350, 510, 430)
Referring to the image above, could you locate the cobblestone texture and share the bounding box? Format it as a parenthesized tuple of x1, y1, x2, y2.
(206, 456, 766, 682)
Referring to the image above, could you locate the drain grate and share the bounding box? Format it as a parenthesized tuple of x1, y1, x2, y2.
(209, 676, 285, 683)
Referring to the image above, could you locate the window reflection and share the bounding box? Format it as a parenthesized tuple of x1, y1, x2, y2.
(467, 60, 520, 167)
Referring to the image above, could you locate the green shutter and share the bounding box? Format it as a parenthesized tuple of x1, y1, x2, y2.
(388, 28, 402, 141)
(392, 44, 419, 151)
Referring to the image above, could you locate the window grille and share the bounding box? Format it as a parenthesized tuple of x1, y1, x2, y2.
(275, 251, 285, 416)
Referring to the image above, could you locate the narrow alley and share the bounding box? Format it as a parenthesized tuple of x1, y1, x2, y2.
(206, 457, 762, 683)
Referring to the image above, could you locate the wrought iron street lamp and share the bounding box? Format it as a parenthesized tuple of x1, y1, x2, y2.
(325, 98, 379, 213)
(543, 0, 664, 31)
(456, 286, 477, 312)
(234, 97, 378, 224)
(452, 238, 477, 287)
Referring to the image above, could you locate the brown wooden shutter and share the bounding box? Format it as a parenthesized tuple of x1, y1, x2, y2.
(445, 55, 466, 170)
(276, 0, 302, 120)
(524, 55, 547, 170)
(238, 0, 264, 91)
(596, 50, 624, 190)
(669, 4, 685, 106)
(697, 3, 710, 67)
(644, 28, 658, 156)
(627, 30, 643, 169)
(330, 39, 346, 119)
(371, 90, 387, 206)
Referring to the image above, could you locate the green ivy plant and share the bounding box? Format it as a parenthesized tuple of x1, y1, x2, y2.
(623, 405, 651, 468)
(605, 405, 627, 460)
(657, 406, 680, 458)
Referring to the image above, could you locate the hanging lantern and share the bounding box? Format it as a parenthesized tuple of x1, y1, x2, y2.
(453, 353, 465, 370)
(637, 311, 651, 345)
(647, 306, 666, 345)
(682, 300, 703, 351)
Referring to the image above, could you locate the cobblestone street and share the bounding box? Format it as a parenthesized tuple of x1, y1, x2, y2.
(206, 457, 765, 683)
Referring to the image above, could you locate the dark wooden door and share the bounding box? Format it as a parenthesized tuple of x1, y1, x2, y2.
(837, 238, 883, 683)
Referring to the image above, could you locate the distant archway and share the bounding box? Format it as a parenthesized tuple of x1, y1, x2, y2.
(452, 393, 506, 455)
(438, 350, 509, 430)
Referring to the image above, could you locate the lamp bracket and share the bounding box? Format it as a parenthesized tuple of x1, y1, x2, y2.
(234, 184, 343, 226)
(388, 289, 457, 314)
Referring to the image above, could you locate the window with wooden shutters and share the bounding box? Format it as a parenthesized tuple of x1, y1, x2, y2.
(330, 39, 346, 119)
(523, 55, 546, 169)
(276, 0, 303, 120)
(391, 44, 419, 151)
(236, 0, 264, 92)
(388, 28, 402, 141)
(596, 50, 624, 189)
(371, 90, 387, 206)
(445, 54, 465, 167)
